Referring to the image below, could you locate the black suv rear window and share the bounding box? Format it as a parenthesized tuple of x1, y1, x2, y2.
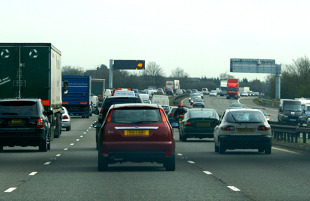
(111, 109, 161, 124)
(0, 101, 38, 116)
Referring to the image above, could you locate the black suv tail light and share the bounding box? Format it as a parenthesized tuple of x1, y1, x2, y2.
(36, 119, 44, 128)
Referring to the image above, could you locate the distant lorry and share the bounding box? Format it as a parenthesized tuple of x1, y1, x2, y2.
(62, 75, 92, 118)
(239, 87, 250, 93)
(220, 80, 227, 96)
(226, 79, 239, 99)
(165, 80, 180, 92)
(91, 78, 105, 107)
(0, 43, 65, 139)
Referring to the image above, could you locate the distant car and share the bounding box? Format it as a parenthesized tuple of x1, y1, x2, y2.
(186, 89, 192, 94)
(189, 93, 201, 104)
(192, 89, 198, 93)
(229, 102, 245, 109)
(209, 90, 217, 97)
(62, 107, 71, 131)
(166, 88, 174, 95)
(247, 91, 255, 96)
(214, 109, 272, 154)
(0, 99, 53, 152)
(202, 88, 209, 95)
(175, 89, 183, 95)
(94, 103, 175, 171)
(192, 97, 204, 108)
(179, 108, 219, 142)
(240, 92, 249, 97)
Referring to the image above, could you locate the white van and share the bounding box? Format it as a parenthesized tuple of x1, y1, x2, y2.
(139, 94, 150, 100)
(151, 95, 169, 106)
(104, 89, 112, 97)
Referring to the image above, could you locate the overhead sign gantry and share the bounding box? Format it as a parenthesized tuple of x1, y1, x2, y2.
(109, 60, 145, 88)
(230, 58, 281, 99)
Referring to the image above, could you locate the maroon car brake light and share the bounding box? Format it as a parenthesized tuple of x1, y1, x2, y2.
(106, 109, 114, 122)
(185, 120, 192, 126)
(160, 108, 167, 122)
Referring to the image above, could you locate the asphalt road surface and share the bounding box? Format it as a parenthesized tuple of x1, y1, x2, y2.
(1, 96, 310, 201)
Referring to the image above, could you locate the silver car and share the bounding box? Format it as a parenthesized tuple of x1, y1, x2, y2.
(214, 109, 272, 154)
(62, 107, 71, 131)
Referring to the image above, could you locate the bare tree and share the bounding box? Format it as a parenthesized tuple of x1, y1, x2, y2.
(62, 65, 85, 75)
(171, 67, 189, 78)
(143, 62, 165, 77)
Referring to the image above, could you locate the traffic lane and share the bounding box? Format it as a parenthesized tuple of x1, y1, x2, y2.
(174, 131, 310, 201)
(239, 97, 279, 121)
(0, 116, 97, 197)
(2, 125, 250, 201)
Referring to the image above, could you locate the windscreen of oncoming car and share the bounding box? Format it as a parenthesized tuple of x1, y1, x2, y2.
(225, 111, 264, 123)
(111, 109, 162, 124)
(189, 110, 217, 119)
(0, 101, 38, 116)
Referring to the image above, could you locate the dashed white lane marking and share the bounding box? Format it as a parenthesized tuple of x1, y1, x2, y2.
(80, 135, 83, 138)
(177, 153, 183, 156)
(86, 130, 89, 132)
(228, 186, 241, 192)
(188, 161, 195, 164)
(76, 139, 80, 142)
(29, 172, 37, 176)
(70, 143, 74, 146)
(4, 187, 17, 193)
(89, 127, 91, 129)
(44, 162, 51, 165)
(83, 132, 86, 134)
(56, 154, 61, 157)
(203, 171, 212, 175)
(64, 148, 68, 151)
(272, 147, 300, 155)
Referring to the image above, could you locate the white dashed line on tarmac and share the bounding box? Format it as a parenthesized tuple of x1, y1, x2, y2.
(29, 172, 37, 176)
(228, 186, 241, 192)
(44, 162, 51, 165)
(187, 161, 195, 164)
(76, 139, 80, 142)
(56, 154, 61, 157)
(4, 187, 17, 193)
(203, 171, 212, 175)
(70, 143, 74, 146)
(64, 148, 68, 151)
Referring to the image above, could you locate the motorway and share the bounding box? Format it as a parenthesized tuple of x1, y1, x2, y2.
(1, 96, 310, 201)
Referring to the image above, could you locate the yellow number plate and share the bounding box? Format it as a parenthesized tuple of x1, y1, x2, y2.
(237, 128, 255, 133)
(124, 130, 149, 136)
(197, 122, 210, 126)
(12, 119, 22, 124)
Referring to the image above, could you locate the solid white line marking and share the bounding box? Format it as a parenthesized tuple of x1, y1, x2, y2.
(76, 139, 80, 141)
(70, 143, 74, 146)
(177, 153, 183, 156)
(64, 148, 68, 151)
(272, 147, 300, 155)
(228, 186, 241, 192)
(44, 162, 51, 165)
(29, 172, 37, 176)
(188, 161, 195, 164)
(4, 187, 17, 193)
(203, 171, 212, 175)
(56, 154, 61, 157)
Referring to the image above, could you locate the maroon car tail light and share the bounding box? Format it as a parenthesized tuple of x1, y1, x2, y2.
(169, 113, 174, 116)
(221, 125, 235, 131)
(100, 107, 104, 114)
(102, 152, 109, 156)
(257, 125, 270, 131)
(160, 109, 167, 122)
(185, 120, 192, 126)
(36, 119, 44, 128)
(106, 109, 114, 122)
(63, 115, 69, 120)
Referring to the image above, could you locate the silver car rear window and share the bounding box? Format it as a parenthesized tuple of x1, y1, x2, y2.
(225, 111, 264, 123)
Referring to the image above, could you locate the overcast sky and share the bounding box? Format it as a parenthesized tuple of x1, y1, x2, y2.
(2, 0, 309, 81)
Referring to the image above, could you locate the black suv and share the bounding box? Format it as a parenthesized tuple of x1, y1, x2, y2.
(95, 96, 142, 148)
(0, 99, 53, 152)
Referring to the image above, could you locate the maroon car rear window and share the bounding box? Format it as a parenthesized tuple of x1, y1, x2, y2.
(111, 109, 162, 124)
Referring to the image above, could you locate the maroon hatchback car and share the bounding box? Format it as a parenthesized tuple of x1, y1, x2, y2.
(94, 103, 175, 171)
